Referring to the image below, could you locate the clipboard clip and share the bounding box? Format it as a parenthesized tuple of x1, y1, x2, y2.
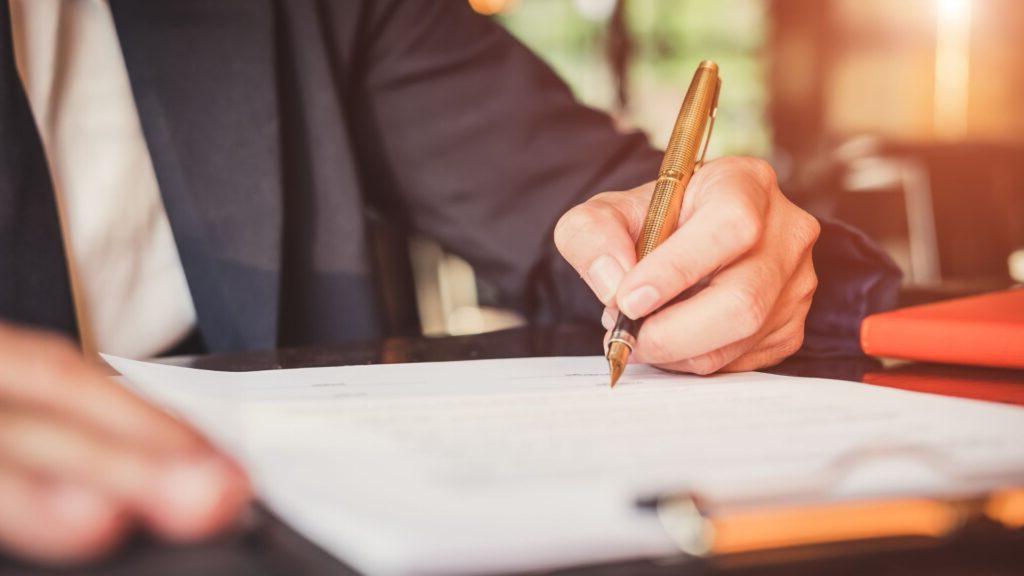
(638, 446, 1024, 560)
(641, 487, 1024, 560)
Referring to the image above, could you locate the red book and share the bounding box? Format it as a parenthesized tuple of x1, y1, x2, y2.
(860, 289, 1024, 369)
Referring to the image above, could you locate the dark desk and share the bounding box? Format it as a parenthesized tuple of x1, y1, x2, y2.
(3, 325, 1023, 576)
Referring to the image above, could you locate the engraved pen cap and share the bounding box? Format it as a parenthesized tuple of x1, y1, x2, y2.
(658, 61, 721, 180)
(632, 61, 721, 261)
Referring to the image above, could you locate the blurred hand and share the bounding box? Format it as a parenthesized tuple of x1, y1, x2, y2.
(555, 157, 820, 374)
(0, 322, 250, 564)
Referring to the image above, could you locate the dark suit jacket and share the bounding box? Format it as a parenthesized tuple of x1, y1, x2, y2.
(0, 0, 900, 356)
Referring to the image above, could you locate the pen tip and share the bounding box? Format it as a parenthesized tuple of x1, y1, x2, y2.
(607, 340, 630, 388)
(607, 356, 625, 388)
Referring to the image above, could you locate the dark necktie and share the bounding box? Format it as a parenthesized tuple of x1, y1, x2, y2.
(0, 0, 78, 336)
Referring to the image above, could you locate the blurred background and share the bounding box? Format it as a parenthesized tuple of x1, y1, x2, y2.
(411, 0, 1024, 336)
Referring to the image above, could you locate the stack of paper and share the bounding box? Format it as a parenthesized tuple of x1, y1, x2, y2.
(105, 356, 1024, 575)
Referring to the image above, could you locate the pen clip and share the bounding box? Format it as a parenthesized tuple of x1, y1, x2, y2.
(695, 77, 721, 171)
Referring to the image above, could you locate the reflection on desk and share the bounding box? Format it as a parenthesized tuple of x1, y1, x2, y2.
(864, 363, 1024, 407)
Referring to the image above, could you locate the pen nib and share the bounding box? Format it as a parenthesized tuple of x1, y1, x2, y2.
(608, 359, 624, 388)
(606, 341, 629, 388)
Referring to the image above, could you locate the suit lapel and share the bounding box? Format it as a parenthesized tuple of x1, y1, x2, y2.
(0, 0, 78, 337)
(109, 0, 283, 351)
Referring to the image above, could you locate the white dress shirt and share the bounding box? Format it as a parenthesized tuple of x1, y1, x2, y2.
(10, 0, 197, 358)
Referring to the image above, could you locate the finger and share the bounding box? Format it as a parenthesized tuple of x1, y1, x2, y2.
(0, 324, 203, 454)
(720, 313, 809, 373)
(630, 250, 786, 365)
(601, 305, 620, 331)
(554, 186, 652, 304)
(628, 188, 820, 368)
(650, 261, 815, 374)
(0, 408, 251, 542)
(665, 304, 810, 375)
(710, 254, 815, 368)
(0, 467, 128, 565)
(143, 454, 252, 542)
(0, 406, 170, 503)
(614, 159, 771, 319)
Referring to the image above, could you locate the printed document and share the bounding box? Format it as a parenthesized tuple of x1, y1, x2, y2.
(104, 355, 1024, 575)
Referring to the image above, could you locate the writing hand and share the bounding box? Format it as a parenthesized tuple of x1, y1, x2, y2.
(555, 157, 820, 374)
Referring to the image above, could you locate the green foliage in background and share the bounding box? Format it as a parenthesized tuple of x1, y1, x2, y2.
(499, 0, 771, 157)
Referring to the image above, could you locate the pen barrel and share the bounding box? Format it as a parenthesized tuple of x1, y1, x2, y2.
(635, 176, 687, 260)
(636, 61, 720, 261)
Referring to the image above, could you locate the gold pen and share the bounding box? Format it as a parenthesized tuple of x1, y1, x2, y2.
(607, 61, 721, 387)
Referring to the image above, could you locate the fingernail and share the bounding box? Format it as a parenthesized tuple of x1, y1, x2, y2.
(162, 457, 231, 512)
(621, 285, 660, 319)
(601, 309, 615, 330)
(154, 457, 241, 539)
(587, 255, 624, 303)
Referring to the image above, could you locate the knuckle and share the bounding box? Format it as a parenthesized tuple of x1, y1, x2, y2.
(794, 211, 821, 250)
(713, 156, 777, 191)
(727, 284, 769, 339)
(743, 157, 778, 189)
(797, 268, 819, 301)
(553, 203, 601, 254)
(715, 199, 763, 251)
(805, 213, 822, 242)
(776, 329, 805, 359)
(805, 272, 819, 300)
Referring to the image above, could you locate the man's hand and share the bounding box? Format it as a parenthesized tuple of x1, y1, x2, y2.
(555, 157, 820, 374)
(0, 323, 250, 564)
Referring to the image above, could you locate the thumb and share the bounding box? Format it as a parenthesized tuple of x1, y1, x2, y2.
(553, 183, 653, 305)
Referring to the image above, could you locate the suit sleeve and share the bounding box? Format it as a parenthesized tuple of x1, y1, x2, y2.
(348, 0, 900, 356)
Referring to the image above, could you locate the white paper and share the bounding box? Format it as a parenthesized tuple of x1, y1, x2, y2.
(104, 355, 1024, 576)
